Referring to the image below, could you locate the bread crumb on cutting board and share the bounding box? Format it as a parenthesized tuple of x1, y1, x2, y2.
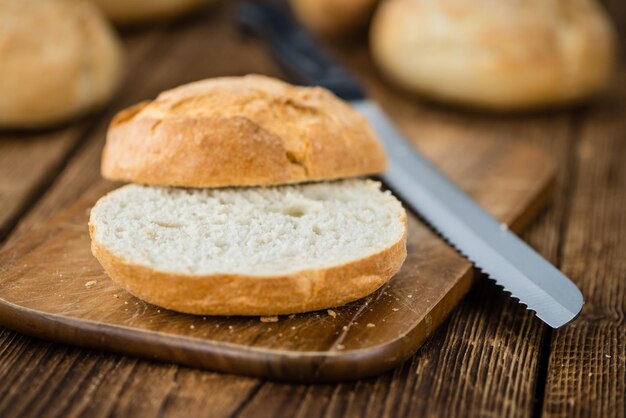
(260, 316, 279, 323)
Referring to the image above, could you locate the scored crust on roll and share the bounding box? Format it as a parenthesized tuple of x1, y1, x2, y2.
(371, 0, 617, 110)
(101, 75, 388, 188)
(89, 180, 407, 315)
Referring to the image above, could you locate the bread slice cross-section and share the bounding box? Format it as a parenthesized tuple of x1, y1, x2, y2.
(89, 179, 407, 315)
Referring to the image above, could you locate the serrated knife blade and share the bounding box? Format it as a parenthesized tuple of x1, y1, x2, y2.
(353, 100, 583, 328)
(236, 2, 584, 328)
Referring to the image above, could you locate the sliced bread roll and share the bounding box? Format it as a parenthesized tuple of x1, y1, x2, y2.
(101, 75, 387, 188)
(89, 180, 407, 315)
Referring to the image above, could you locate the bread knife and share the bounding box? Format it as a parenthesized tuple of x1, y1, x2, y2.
(236, 2, 583, 328)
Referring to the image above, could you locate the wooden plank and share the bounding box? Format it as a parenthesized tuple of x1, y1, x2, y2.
(540, 71, 626, 418)
(0, 122, 87, 241)
(540, 1, 626, 416)
(0, 328, 260, 418)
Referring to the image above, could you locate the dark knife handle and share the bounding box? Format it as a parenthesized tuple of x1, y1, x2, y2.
(236, 2, 366, 101)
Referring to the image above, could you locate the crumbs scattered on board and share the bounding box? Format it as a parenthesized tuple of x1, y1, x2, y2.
(260, 316, 279, 323)
(84, 280, 97, 289)
(366, 323, 376, 328)
(327, 309, 337, 318)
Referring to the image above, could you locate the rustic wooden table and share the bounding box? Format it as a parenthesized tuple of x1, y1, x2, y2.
(0, 1, 623, 417)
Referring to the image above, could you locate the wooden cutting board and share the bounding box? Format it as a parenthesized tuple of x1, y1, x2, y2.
(0, 136, 554, 382)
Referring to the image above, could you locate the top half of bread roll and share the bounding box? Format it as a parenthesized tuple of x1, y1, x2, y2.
(102, 75, 387, 188)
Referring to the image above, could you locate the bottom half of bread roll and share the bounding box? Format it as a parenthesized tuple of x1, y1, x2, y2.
(89, 179, 407, 315)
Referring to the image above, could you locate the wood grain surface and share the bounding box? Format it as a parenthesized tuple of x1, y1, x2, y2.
(0, 0, 623, 416)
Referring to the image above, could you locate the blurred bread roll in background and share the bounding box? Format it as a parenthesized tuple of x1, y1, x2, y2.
(91, 0, 216, 24)
(0, 0, 124, 129)
(371, 0, 617, 111)
(290, 0, 379, 39)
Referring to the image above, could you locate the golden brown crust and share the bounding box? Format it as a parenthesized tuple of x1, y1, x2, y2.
(102, 75, 387, 188)
(89, 219, 407, 316)
(371, 0, 617, 110)
(0, 0, 124, 129)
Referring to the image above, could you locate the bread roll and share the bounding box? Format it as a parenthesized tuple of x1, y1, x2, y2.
(0, 0, 124, 129)
(102, 75, 387, 188)
(371, 0, 617, 110)
(91, 0, 215, 24)
(290, 0, 379, 39)
(89, 180, 407, 315)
